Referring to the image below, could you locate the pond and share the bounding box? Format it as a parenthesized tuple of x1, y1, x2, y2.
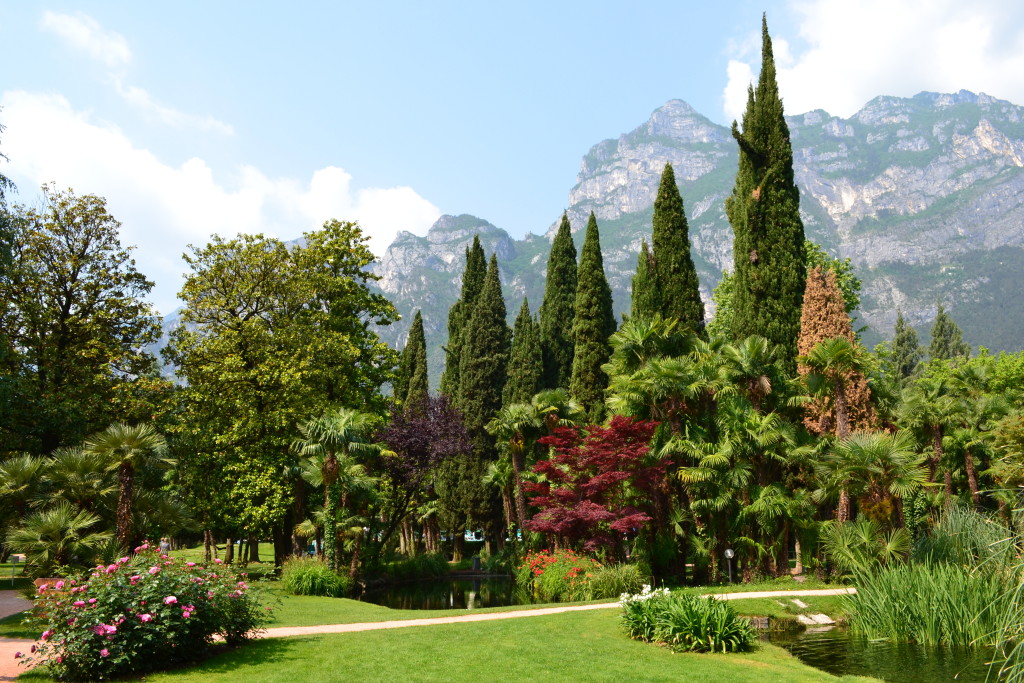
(356, 576, 525, 610)
(766, 626, 999, 682)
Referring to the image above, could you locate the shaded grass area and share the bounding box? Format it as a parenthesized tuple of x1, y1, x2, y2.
(147, 609, 877, 683)
(0, 611, 37, 639)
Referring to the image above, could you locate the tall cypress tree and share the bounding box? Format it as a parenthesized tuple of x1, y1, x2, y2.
(459, 253, 511, 446)
(504, 298, 543, 406)
(651, 163, 704, 332)
(929, 303, 970, 362)
(539, 213, 578, 389)
(630, 239, 658, 321)
(726, 15, 806, 371)
(891, 309, 921, 379)
(439, 236, 487, 398)
(569, 212, 616, 420)
(396, 310, 428, 405)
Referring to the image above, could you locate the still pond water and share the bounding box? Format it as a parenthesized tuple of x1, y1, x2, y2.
(358, 577, 999, 681)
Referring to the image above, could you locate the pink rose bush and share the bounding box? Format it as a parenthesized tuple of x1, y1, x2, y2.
(19, 545, 269, 680)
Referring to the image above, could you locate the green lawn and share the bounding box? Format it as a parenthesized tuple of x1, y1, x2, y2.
(141, 608, 877, 683)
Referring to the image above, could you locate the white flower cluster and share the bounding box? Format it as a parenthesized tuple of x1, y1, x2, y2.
(619, 584, 670, 605)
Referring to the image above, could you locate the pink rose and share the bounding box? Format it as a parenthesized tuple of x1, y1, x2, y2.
(54, 580, 65, 589)
(100, 648, 109, 658)
(73, 600, 85, 607)
(148, 566, 160, 575)
(13, 651, 21, 659)
(41, 630, 53, 641)
(88, 598, 97, 604)
(138, 613, 153, 623)
(106, 564, 118, 574)
(37, 584, 48, 593)
(213, 558, 223, 564)
(182, 610, 192, 619)
(163, 595, 177, 605)
(186, 562, 196, 567)
(129, 575, 141, 585)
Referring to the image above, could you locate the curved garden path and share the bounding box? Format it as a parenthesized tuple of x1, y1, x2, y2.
(0, 588, 856, 679)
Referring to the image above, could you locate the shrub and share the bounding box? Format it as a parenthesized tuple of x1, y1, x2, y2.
(384, 553, 450, 581)
(621, 587, 757, 653)
(15, 543, 269, 681)
(280, 556, 352, 597)
(514, 549, 642, 602)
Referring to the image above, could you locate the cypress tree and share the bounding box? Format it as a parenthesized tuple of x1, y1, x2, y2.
(630, 239, 658, 321)
(928, 303, 970, 362)
(569, 212, 616, 420)
(539, 213, 578, 389)
(651, 163, 704, 332)
(797, 266, 875, 435)
(504, 298, 543, 406)
(891, 309, 921, 379)
(396, 310, 428, 404)
(458, 253, 511, 447)
(439, 236, 487, 398)
(726, 15, 806, 371)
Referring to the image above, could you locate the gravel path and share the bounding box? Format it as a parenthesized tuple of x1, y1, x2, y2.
(0, 587, 857, 679)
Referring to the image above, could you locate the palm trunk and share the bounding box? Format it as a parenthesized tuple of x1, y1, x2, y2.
(349, 532, 362, 581)
(837, 488, 851, 523)
(510, 447, 529, 535)
(834, 380, 850, 441)
(964, 448, 981, 508)
(117, 463, 135, 547)
(324, 483, 339, 571)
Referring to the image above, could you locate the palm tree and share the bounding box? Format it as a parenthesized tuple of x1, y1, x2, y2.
(292, 407, 381, 571)
(899, 374, 959, 505)
(84, 423, 172, 546)
(800, 337, 874, 442)
(816, 430, 928, 526)
(720, 336, 782, 413)
(486, 403, 541, 531)
(0, 453, 46, 518)
(5, 502, 110, 576)
(43, 447, 116, 514)
(530, 389, 584, 435)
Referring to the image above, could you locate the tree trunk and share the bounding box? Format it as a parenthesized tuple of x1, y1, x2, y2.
(225, 537, 234, 564)
(292, 478, 307, 555)
(510, 447, 529, 536)
(964, 447, 981, 508)
(324, 483, 339, 571)
(116, 463, 135, 547)
(943, 469, 954, 507)
(203, 529, 213, 563)
(837, 488, 851, 523)
(793, 537, 804, 575)
(776, 521, 790, 577)
(453, 534, 464, 563)
(930, 426, 943, 484)
(834, 381, 850, 441)
(248, 535, 260, 562)
(349, 532, 362, 581)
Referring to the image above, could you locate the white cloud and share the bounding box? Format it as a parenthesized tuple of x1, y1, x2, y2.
(724, 0, 1024, 120)
(723, 60, 755, 123)
(40, 10, 132, 69)
(113, 81, 234, 135)
(0, 90, 440, 315)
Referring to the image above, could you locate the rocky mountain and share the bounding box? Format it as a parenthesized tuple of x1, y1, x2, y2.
(372, 90, 1024, 388)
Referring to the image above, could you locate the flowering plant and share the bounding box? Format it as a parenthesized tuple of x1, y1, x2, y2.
(514, 549, 602, 602)
(16, 544, 269, 680)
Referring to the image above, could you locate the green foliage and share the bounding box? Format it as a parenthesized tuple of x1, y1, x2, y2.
(705, 270, 734, 339)
(382, 552, 450, 581)
(5, 502, 111, 577)
(726, 17, 806, 372)
(19, 546, 269, 680)
(440, 236, 486, 398)
(539, 214, 578, 389)
(0, 185, 159, 453)
(585, 563, 645, 599)
(621, 587, 758, 653)
(928, 303, 970, 361)
(848, 561, 1008, 647)
(804, 240, 861, 315)
(280, 556, 352, 597)
(820, 518, 911, 578)
(167, 221, 396, 545)
(891, 309, 922, 379)
(651, 163, 705, 333)
(569, 212, 615, 420)
(630, 239, 658, 321)
(911, 505, 1015, 571)
(503, 299, 543, 407)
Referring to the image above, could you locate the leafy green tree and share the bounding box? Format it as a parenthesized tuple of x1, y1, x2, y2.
(486, 402, 541, 531)
(651, 163, 704, 332)
(395, 310, 428, 405)
(706, 270, 734, 340)
(0, 186, 159, 453)
(726, 16, 806, 372)
(167, 221, 397, 563)
(630, 239, 658, 321)
(84, 423, 171, 546)
(569, 212, 616, 420)
(539, 213, 577, 389)
(504, 299, 543, 406)
(800, 337, 875, 443)
(928, 303, 970, 362)
(892, 309, 922, 379)
(439, 237, 487, 398)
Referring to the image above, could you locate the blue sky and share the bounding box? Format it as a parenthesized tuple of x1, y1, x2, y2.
(2, 1, 1024, 314)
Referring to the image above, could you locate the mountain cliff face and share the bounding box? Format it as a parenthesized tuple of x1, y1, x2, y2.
(373, 90, 1024, 388)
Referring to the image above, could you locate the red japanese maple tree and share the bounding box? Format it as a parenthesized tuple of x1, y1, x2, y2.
(524, 414, 662, 558)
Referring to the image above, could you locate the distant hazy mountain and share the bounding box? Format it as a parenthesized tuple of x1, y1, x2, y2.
(368, 90, 1024, 388)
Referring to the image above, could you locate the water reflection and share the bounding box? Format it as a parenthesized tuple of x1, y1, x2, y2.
(767, 627, 998, 682)
(357, 577, 527, 610)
